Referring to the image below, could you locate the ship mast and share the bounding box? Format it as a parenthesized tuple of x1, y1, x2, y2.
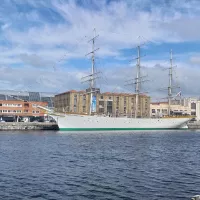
(125, 44, 148, 118)
(160, 49, 179, 116)
(135, 45, 141, 118)
(82, 29, 100, 115)
(168, 50, 173, 116)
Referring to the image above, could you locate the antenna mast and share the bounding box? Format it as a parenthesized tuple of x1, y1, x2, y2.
(82, 29, 100, 115)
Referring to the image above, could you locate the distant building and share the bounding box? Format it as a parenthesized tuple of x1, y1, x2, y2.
(0, 100, 48, 119)
(150, 102, 191, 117)
(0, 90, 56, 121)
(181, 97, 200, 119)
(0, 90, 55, 108)
(150, 97, 200, 118)
(54, 89, 150, 118)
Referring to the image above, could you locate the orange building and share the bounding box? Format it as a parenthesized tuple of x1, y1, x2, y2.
(0, 100, 48, 117)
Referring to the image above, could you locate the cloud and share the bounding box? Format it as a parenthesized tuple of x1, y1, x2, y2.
(0, 0, 199, 98)
(19, 54, 52, 68)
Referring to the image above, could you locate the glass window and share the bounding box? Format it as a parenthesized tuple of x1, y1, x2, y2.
(29, 92, 40, 102)
(191, 112, 196, 115)
(191, 103, 196, 109)
(82, 95, 86, 105)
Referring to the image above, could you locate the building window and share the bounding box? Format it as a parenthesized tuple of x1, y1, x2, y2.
(124, 97, 126, 105)
(74, 107, 77, 112)
(74, 95, 77, 105)
(131, 98, 134, 103)
(0, 104, 2, 106)
(82, 95, 86, 105)
(83, 106, 86, 112)
(116, 97, 119, 101)
(100, 96, 103, 99)
(124, 107, 126, 113)
(109, 96, 112, 100)
(36, 111, 40, 114)
(24, 110, 28, 113)
(191, 103, 196, 109)
(191, 112, 196, 116)
(152, 109, 155, 113)
(162, 109, 167, 114)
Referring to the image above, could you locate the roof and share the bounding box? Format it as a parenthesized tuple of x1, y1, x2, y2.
(151, 102, 168, 105)
(102, 92, 148, 97)
(56, 90, 86, 96)
(56, 90, 149, 97)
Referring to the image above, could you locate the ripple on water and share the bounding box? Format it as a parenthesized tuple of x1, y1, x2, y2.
(0, 131, 200, 200)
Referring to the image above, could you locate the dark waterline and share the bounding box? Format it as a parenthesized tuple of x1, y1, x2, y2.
(0, 130, 200, 200)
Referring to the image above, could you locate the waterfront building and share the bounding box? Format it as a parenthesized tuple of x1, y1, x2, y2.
(0, 90, 56, 121)
(0, 100, 48, 121)
(150, 102, 191, 117)
(54, 89, 150, 118)
(150, 97, 200, 118)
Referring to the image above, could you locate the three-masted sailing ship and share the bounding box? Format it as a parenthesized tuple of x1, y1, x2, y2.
(41, 30, 191, 131)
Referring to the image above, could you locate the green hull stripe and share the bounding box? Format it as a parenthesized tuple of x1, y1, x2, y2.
(59, 128, 188, 131)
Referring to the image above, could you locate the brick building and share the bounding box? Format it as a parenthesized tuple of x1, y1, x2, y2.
(54, 90, 150, 118)
(0, 100, 48, 120)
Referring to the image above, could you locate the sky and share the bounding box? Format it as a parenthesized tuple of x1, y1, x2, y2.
(0, 0, 200, 100)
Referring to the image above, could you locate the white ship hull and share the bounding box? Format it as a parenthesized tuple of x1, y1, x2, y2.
(51, 114, 190, 131)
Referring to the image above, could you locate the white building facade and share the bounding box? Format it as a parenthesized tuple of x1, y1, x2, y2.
(150, 97, 200, 119)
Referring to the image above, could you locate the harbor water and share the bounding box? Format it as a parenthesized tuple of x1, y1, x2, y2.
(0, 130, 200, 200)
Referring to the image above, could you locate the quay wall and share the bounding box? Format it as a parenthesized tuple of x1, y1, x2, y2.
(188, 121, 200, 129)
(0, 122, 59, 130)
